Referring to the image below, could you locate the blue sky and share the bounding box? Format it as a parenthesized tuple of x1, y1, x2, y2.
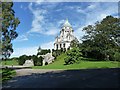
(10, 1, 118, 57)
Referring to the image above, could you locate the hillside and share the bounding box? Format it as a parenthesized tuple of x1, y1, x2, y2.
(32, 53, 120, 69)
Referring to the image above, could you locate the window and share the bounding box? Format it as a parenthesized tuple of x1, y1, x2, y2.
(69, 36, 70, 40)
(63, 43, 65, 47)
(67, 27, 69, 29)
(56, 44, 58, 49)
(60, 44, 62, 48)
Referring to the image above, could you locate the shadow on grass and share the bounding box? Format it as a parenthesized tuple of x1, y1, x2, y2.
(81, 58, 104, 61)
(2, 68, 120, 89)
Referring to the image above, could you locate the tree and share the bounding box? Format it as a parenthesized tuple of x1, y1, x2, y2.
(32, 55, 43, 66)
(70, 38, 80, 48)
(82, 16, 120, 60)
(37, 49, 51, 55)
(18, 55, 27, 65)
(2, 2, 20, 59)
(64, 47, 82, 65)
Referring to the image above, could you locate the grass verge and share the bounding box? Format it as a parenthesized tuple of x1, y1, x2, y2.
(32, 53, 120, 69)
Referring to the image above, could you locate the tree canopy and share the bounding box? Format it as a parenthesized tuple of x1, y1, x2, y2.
(1, 2, 20, 59)
(82, 16, 120, 60)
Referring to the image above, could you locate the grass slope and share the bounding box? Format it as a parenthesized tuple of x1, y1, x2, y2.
(1, 54, 119, 70)
(32, 53, 120, 69)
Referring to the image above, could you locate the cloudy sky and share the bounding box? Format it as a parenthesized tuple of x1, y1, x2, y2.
(10, 1, 118, 57)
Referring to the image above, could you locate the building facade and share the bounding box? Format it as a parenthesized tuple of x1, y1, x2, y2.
(54, 19, 77, 50)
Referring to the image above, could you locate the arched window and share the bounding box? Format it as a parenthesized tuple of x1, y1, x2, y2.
(63, 43, 65, 48)
(56, 44, 58, 49)
(69, 36, 70, 40)
(60, 44, 62, 48)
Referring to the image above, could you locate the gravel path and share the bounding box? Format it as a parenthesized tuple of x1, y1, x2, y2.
(15, 69, 64, 76)
(2, 68, 120, 88)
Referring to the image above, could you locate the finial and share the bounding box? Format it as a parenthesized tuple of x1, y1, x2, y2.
(66, 18, 68, 22)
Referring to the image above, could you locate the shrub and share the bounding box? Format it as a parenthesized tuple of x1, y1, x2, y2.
(64, 48, 82, 65)
(52, 49, 64, 59)
(114, 52, 120, 61)
(2, 68, 16, 82)
(32, 56, 43, 66)
(37, 49, 51, 56)
(18, 55, 27, 65)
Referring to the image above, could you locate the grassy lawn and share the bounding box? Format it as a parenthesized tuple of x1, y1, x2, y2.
(1, 54, 119, 70)
(32, 53, 120, 70)
(1, 60, 18, 66)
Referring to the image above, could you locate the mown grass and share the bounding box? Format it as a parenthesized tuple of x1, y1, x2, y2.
(32, 53, 120, 70)
(1, 60, 18, 66)
(0, 54, 119, 70)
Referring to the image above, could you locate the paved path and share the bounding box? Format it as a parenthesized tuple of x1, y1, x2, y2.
(2, 68, 120, 88)
(1, 65, 31, 69)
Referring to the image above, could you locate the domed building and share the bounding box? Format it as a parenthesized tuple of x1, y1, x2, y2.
(54, 19, 78, 50)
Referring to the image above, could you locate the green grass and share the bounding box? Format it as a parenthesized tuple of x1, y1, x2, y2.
(1, 54, 119, 70)
(1, 60, 18, 66)
(32, 53, 120, 70)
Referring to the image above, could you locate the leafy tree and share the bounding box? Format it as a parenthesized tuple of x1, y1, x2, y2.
(37, 49, 51, 55)
(82, 16, 120, 60)
(2, 2, 20, 59)
(18, 55, 27, 65)
(114, 52, 120, 61)
(70, 38, 80, 48)
(64, 48, 82, 65)
(52, 49, 63, 59)
(32, 55, 43, 66)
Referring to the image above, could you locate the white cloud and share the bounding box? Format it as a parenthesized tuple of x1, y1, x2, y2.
(28, 2, 45, 34)
(45, 28, 58, 36)
(65, 6, 86, 14)
(74, 26, 86, 43)
(58, 19, 65, 26)
(87, 4, 97, 10)
(76, 9, 86, 14)
(15, 34, 28, 42)
(56, 8, 62, 12)
(35, 0, 44, 5)
(10, 41, 54, 58)
(74, 2, 118, 42)
(20, 4, 27, 10)
(10, 46, 38, 58)
(28, 2, 59, 36)
(84, 2, 118, 25)
(41, 41, 54, 50)
(20, 5, 23, 9)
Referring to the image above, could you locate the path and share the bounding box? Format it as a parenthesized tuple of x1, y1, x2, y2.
(1, 65, 31, 69)
(2, 68, 120, 88)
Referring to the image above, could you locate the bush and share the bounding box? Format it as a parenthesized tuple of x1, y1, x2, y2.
(64, 48, 82, 65)
(81, 48, 118, 61)
(18, 55, 28, 65)
(52, 49, 64, 59)
(114, 52, 120, 61)
(37, 49, 51, 56)
(2, 68, 16, 82)
(32, 55, 43, 66)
